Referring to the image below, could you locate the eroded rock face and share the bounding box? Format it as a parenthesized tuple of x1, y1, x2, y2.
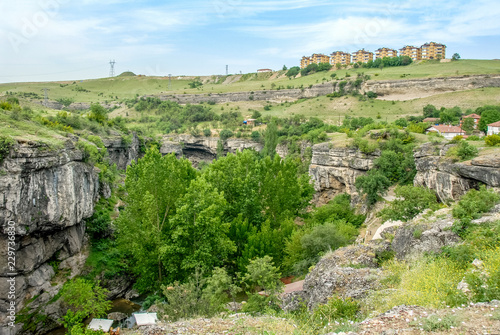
(414, 143, 500, 201)
(103, 133, 141, 170)
(160, 135, 263, 166)
(309, 143, 379, 207)
(0, 141, 100, 331)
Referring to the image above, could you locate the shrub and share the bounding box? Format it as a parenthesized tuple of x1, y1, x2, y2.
(366, 91, 377, 99)
(456, 141, 478, 160)
(380, 185, 438, 222)
(410, 315, 459, 331)
(465, 247, 500, 301)
(219, 129, 234, 141)
(203, 128, 211, 137)
(452, 186, 500, 234)
(485, 134, 500, 146)
(0, 135, 14, 162)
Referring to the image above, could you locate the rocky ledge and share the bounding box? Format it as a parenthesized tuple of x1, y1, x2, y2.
(414, 143, 500, 202)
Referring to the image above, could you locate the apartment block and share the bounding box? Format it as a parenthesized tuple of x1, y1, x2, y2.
(421, 42, 446, 60)
(375, 47, 398, 59)
(329, 51, 351, 65)
(399, 46, 422, 61)
(300, 53, 330, 68)
(352, 49, 373, 63)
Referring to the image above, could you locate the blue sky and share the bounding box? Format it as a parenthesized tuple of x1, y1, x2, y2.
(1, 0, 499, 83)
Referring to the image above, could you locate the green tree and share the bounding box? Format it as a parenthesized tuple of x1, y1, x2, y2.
(355, 170, 391, 205)
(286, 66, 300, 78)
(116, 147, 197, 291)
(263, 121, 278, 157)
(478, 108, 500, 132)
(282, 65, 288, 71)
(60, 279, 112, 333)
(452, 53, 461, 61)
(423, 104, 439, 118)
(161, 178, 235, 281)
(461, 117, 475, 133)
(243, 256, 283, 294)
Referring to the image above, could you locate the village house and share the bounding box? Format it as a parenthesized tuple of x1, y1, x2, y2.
(426, 124, 465, 140)
(461, 113, 481, 129)
(487, 121, 500, 135)
(257, 69, 272, 73)
(423, 117, 440, 124)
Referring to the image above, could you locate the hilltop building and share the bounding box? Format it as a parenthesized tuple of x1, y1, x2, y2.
(399, 46, 422, 61)
(352, 49, 373, 63)
(300, 54, 330, 68)
(257, 69, 272, 73)
(375, 48, 398, 59)
(421, 42, 446, 60)
(329, 51, 351, 66)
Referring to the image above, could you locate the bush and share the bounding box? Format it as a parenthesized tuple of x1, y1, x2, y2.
(219, 129, 234, 141)
(366, 91, 377, 99)
(452, 186, 500, 224)
(203, 128, 211, 137)
(380, 185, 438, 222)
(485, 134, 500, 146)
(456, 141, 478, 160)
(0, 135, 14, 162)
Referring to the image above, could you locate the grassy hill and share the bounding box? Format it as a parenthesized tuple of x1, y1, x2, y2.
(1, 60, 499, 105)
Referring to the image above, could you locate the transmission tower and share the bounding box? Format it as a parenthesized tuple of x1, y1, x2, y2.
(41, 88, 50, 106)
(226, 65, 228, 75)
(168, 74, 172, 90)
(109, 60, 116, 77)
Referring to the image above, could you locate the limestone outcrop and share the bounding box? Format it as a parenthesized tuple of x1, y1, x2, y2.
(414, 143, 500, 201)
(160, 135, 263, 165)
(102, 133, 140, 170)
(0, 141, 100, 332)
(309, 143, 379, 207)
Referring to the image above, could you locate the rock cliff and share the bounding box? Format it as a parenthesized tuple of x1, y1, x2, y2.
(363, 74, 500, 98)
(0, 141, 100, 333)
(103, 133, 141, 170)
(414, 143, 500, 201)
(160, 135, 263, 165)
(308, 143, 379, 207)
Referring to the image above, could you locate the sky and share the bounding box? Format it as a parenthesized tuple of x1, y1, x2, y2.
(0, 0, 499, 83)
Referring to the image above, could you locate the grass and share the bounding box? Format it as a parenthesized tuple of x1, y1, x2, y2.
(0, 110, 66, 147)
(1, 60, 499, 105)
(410, 314, 459, 331)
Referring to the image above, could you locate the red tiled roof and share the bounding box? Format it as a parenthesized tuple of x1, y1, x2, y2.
(463, 113, 481, 119)
(423, 118, 439, 122)
(488, 121, 500, 127)
(427, 125, 464, 133)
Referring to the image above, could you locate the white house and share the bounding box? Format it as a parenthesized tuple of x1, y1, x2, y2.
(487, 121, 500, 136)
(426, 125, 465, 140)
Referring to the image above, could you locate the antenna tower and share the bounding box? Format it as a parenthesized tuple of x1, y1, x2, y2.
(226, 65, 228, 75)
(109, 60, 116, 77)
(168, 74, 172, 89)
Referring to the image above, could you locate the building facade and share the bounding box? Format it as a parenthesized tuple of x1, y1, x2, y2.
(300, 53, 330, 68)
(329, 51, 351, 65)
(399, 46, 422, 61)
(375, 48, 398, 59)
(487, 121, 500, 136)
(426, 125, 464, 140)
(352, 49, 373, 63)
(421, 42, 446, 60)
